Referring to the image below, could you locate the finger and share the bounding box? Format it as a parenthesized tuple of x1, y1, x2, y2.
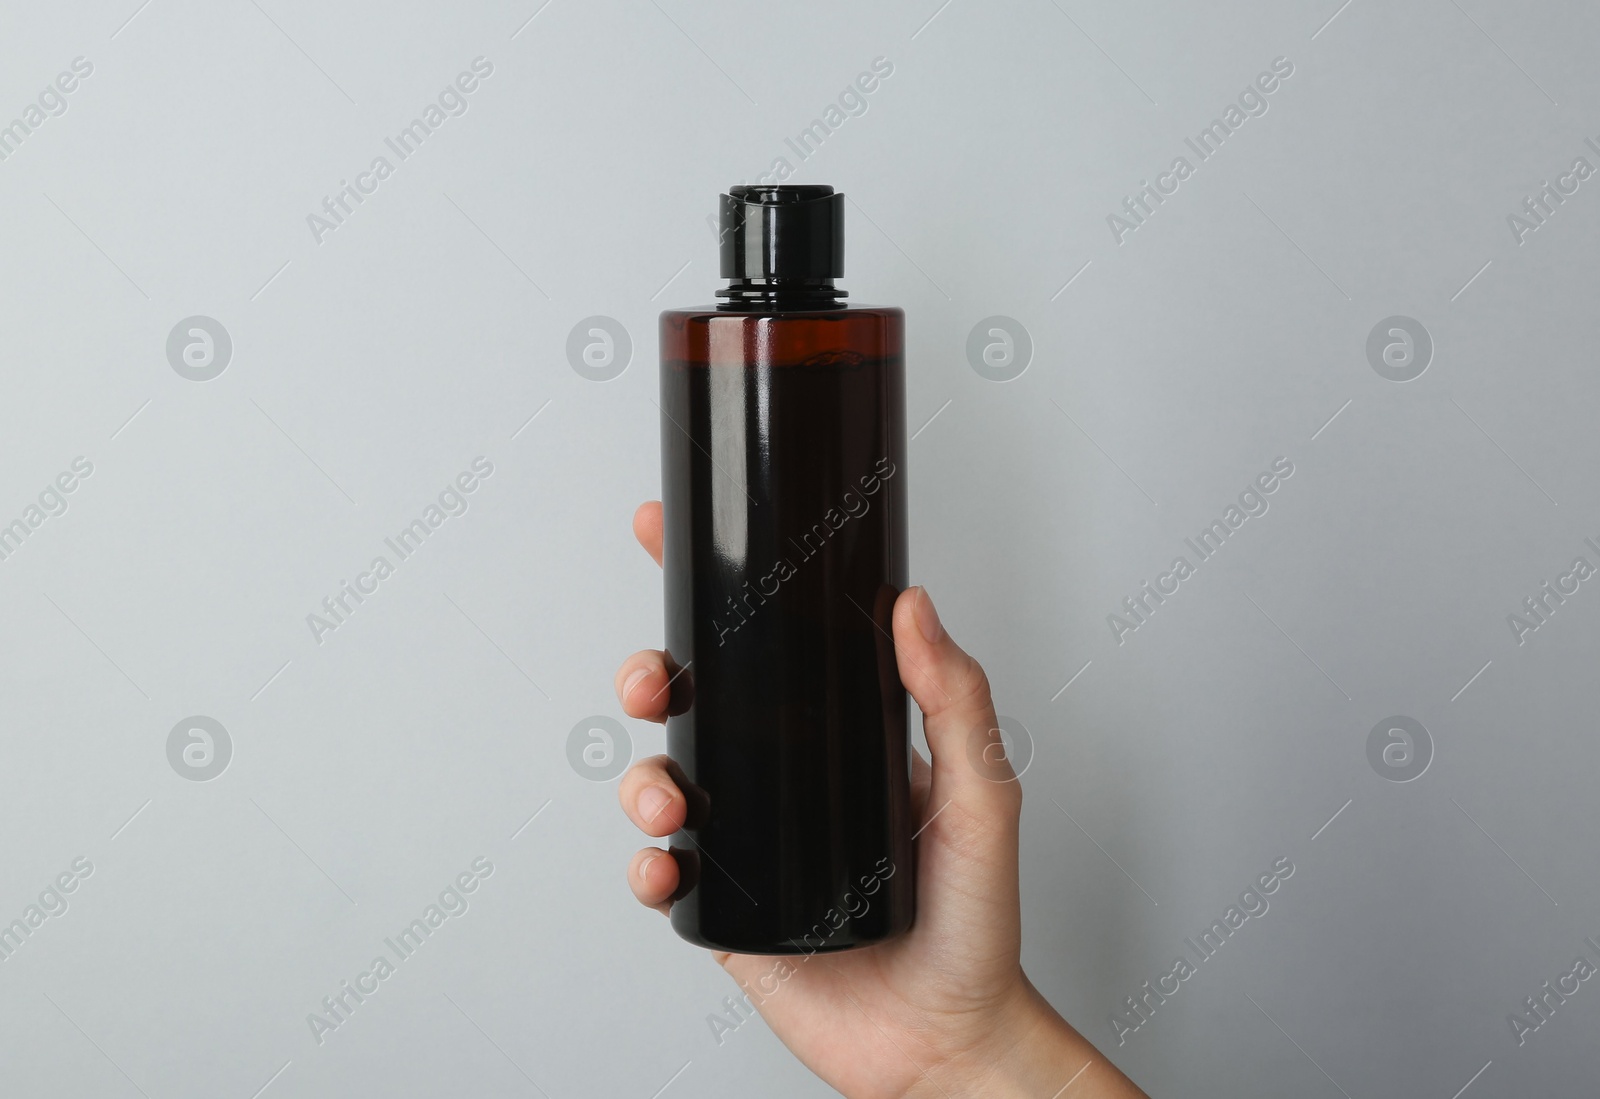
(628, 847, 679, 915)
(634, 501, 663, 568)
(892, 586, 1023, 948)
(892, 585, 1020, 833)
(618, 754, 687, 837)
(614, 650, 673, 722)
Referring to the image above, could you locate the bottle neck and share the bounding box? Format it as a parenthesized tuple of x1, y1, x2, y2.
(716, 277, 847, 311)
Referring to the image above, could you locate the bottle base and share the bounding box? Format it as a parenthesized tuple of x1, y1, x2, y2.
(672, 908, 921, 959)
(671, 915, 915, 956)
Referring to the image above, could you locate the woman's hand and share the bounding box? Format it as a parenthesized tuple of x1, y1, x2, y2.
(615, 501, 1147, 1099)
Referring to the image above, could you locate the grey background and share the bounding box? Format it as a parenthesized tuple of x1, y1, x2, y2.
(1, 0, 1596, 1095)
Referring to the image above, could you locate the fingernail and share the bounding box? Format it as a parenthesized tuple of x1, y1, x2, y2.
(638, 852, 661, 884)
(622, 667, 649, 702)
(915, 587, 943, 643)
(639, 785, 673, 824)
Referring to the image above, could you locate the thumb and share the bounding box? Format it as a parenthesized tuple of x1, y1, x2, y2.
(892, 586, 1021, 843)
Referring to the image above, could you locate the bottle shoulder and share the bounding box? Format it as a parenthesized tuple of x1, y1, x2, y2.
(660, 304, 904, 366)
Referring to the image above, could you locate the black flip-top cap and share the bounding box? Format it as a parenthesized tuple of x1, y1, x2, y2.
(719, 185, 844, 281)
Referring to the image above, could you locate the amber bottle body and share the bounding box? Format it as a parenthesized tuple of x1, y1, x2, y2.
(658, 305, 915, 954)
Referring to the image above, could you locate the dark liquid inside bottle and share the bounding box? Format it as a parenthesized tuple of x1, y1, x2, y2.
(658, 306, 915, 954)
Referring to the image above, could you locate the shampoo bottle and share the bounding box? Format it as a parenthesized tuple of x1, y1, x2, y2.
(657, 184, 915, 954)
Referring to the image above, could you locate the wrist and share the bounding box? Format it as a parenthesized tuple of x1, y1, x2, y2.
(970, 981, 1089, 1097)
(901, 978, 1142, 1099)
(894, 979, 1058, 1099)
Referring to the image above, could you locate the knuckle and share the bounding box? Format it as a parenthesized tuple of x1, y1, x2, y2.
(945, 655, 994, 717)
